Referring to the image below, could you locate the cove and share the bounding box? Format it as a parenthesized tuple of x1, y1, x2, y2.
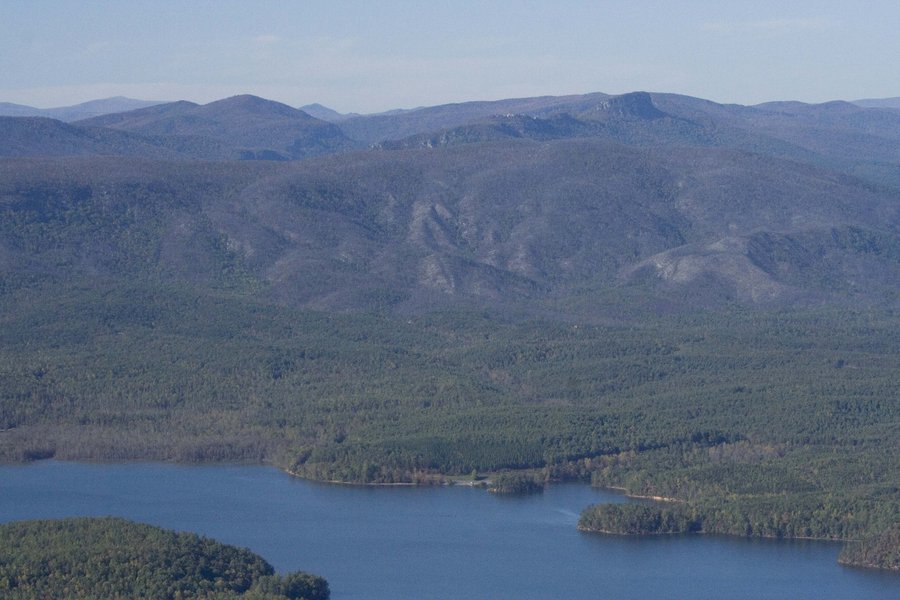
(0, 461, 896, 599)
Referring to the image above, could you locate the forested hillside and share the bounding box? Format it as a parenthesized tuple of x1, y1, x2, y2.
(0, 90, 898, 569)
(0, 517, 329, 599)
(2, 140, 899, 315)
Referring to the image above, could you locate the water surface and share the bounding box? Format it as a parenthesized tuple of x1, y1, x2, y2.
(1, 461, 896, 599)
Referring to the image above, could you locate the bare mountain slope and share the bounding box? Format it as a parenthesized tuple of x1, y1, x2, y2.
(3, 138, 898, 317)
(337, 92, 613, 145)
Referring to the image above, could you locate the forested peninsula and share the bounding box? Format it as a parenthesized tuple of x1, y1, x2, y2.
(1, 91, 899, 572)
(578, 502, 899, 572)
(0, 517, 329, 599)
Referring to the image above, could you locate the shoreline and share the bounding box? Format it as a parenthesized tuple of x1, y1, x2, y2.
(7, 457, 895, 572)
(603, 485, 682, 503)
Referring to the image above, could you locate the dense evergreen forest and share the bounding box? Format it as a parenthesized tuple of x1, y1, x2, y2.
(488, 472, 545, 495)
(0, 517, 329, 599)
(1, 90, 898, 572)
(0, 280, 896, 567)
(839, 527, 900, 571)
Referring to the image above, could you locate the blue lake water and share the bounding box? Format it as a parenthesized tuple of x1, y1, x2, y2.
(0, 461, 896, 599)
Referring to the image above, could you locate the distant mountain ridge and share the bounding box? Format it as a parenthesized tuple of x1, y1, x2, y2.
(74, 94, 358, 159)
(0, 95, 358, 160)
(300, 103, 357, 121)
(0, 96, 165, 121)
(3, 89, 900, 313)
(853, 96, 900, 109)
(337, 91, 613, 144)
(4, 90, 900, 185)
(2, 89, 898, 574)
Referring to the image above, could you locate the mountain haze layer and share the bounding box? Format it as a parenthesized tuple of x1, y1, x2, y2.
(75, 95, 357, 160)
(0, 97, 165, 121)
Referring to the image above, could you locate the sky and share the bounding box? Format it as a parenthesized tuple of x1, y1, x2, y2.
(1, 1, 898, 113)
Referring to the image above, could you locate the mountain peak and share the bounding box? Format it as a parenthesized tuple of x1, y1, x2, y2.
(300, 103, 351, 122)
(200, 95, 308, 119)
(595, 92, 666, 120)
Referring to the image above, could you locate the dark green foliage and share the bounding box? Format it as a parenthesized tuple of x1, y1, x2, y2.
(581, 491, 898, 542)
(248, 573, 331, 600)
(2, 90, 900, 571)
(581, 439, 898, 566)
(489, 472, 545, 495)
(578, 504, 699, 535)
(839, 527, 900, 571)
(1, 284, 897, 479)
(0, 517, 328, 599)
(1, 281, 896, 565)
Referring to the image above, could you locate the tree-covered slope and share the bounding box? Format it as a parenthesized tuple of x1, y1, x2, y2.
(3, 141, 898, 317)
(839, 527, 900, 571)
(76, 95, 358, 160)
(0, 281, 896, 567)
(0, 517, 328, 599)
(1, 90, 899, 570)
(0, 117, 193, 159)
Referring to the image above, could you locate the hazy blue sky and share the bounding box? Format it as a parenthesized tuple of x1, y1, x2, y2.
(2, 1, 898, 112)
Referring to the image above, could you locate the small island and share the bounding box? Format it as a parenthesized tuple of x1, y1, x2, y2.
(488, 472, 545, 495)
(0, 517, 329, 599)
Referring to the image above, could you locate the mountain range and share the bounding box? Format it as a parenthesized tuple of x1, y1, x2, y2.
(0, 97, 165, 121)
(1, 90, 900, 317)
(2, 91, 899, 567)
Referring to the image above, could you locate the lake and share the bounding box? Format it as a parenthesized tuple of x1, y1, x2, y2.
(0, 461, 896, 599)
